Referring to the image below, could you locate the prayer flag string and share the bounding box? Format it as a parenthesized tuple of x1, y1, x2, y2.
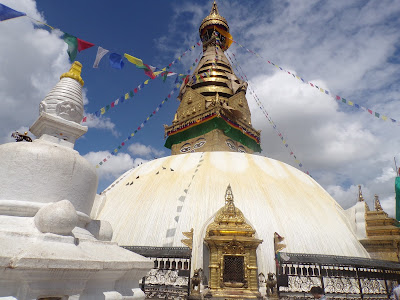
(214, 32, 400, 126)
(82, 51, 203, 122)
(0, 4, 203, 77)
(95, 80, 183, 169)
(225, 49, 311, 176)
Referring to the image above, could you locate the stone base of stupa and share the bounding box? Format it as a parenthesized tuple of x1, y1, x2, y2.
(0, 200, 152, 300)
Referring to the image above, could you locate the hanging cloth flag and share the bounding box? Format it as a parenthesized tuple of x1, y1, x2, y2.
(109, 53, 124, 69)
(124, 53, 144, 67)
(143, 63, 156, 79)
(62, 33, 78, 62)
(77, 38, 95, 52)
(0, 4, 26, 22)
(214, 27, 233, 50)
(93, 46, 109, 68)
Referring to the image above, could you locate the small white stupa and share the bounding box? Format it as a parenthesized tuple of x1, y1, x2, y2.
(0, 62, 152, 300)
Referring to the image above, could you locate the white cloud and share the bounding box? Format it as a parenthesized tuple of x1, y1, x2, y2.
(0, 0, 70, 144)
(127, 142, 165, 158)
(83, 114, 120, 137)
(83, 151, 135, 181)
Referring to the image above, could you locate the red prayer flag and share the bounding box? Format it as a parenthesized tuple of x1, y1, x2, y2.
(121, 142, 125, 146)
(310, 83, 314, 87)
(336, 95, 341, 100)
(143, 64, 156, 79)
(82, 116, 87, 122)
(134, 88, 138, 93)
(77, 38, 95, 52)
(368, 109, 372, 114)
(111, 102, 115, 107)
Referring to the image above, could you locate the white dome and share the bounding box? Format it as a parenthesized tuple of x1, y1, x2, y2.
(95, 152, 369, 273)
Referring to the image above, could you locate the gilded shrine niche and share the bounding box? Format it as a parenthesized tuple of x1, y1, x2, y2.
(204, 185, 262, 299)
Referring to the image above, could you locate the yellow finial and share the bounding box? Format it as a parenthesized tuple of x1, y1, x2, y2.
(60, 61, 84, 86)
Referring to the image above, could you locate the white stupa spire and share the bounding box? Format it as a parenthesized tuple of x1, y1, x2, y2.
(30, 61, 87, 148)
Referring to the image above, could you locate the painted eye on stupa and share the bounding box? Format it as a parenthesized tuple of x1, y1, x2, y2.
(226, 139, 236, 151)
(180, 143, 192, 153)
(193, 138, 206, 149)
(237, 146, 246, 153)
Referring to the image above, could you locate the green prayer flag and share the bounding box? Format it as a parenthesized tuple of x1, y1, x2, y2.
(63, 33, 78, 62)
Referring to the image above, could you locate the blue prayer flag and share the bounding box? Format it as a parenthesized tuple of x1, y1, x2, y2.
(0, 4, 26, 22)
(109, 53, 124, 69)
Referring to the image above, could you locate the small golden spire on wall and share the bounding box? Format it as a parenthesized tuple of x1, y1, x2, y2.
(374, 194, 383, 211)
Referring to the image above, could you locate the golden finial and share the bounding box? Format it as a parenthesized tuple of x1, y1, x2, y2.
(374, 194, 383, 211)
(199, 0, 229, 34)
(358, 185, 364, 202)
(60, 61, 84, 86)
(210, 0, 219, 15)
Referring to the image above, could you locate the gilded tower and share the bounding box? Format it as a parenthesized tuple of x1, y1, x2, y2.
(164, 1, 261, 155)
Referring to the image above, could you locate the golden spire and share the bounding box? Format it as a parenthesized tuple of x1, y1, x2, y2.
(358, 185, 364, 202)
(60, 61, 84, 86)
(210, 0, 219, 15)
(199, 1, 229, 34)
(374, 194, 383, 211)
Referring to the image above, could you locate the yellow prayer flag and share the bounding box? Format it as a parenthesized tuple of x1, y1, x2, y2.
(131, 133, 135, 137)
(96, 165, 99, 168)
(296, 75, 300, 79)
(124, 53, 144, 67)
(100, 107, 106, 114)
(320, 88, 324, 92)
(176, 84, 180, 88)
(154, 71, 162, 76)
(282, 140, 286, 144)
(125, 93, 129, 100)
(162, 100, 165, 104)
(348, 101, 353, 106)
(146, 117, 150, 121)
(144, 80, 149, 84)
(382, 115, 388, 121)
(161, 67, 166, 71)
(178, 57, 181, 61)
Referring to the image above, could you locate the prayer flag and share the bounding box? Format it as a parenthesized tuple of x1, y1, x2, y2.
(109, 53, 124, 69)
(63, 33, 78, 62)
(93, 46, 109, 68)
(0, 4, 26, 22)
(124, 53, 144, 67)
(101, 107, 105, 114)
(162, 72, 168, 82)
(143, 63, 156, 79)
(77, 38, 94, 52)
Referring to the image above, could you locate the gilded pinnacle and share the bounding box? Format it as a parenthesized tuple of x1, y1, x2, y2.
(60, 61, 84, 86)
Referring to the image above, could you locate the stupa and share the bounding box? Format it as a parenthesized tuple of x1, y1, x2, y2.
(93, 2, 400, 299)
(0, 62, 152, 299)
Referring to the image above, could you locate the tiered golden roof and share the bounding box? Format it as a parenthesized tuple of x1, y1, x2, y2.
(164, 1, 261, 155)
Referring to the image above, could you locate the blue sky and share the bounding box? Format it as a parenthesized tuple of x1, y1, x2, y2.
(1, 0, 400, 215)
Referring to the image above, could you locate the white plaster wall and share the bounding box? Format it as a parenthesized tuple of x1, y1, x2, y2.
(0, 140, 97, 215)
